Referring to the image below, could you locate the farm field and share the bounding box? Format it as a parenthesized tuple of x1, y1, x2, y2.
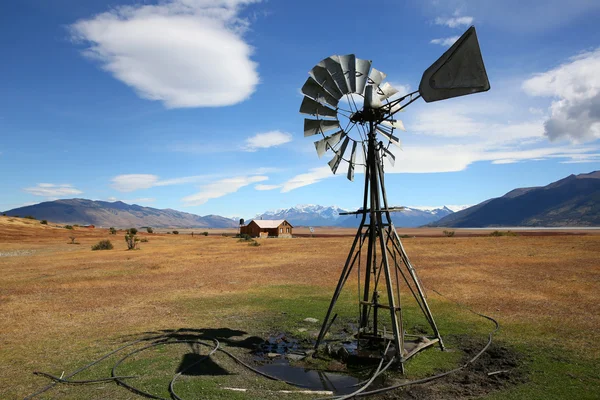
(0, 216, 599, 399)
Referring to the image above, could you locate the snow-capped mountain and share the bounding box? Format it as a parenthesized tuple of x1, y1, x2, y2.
(255, 204, 349, 226)
(253, 204, 455, 227)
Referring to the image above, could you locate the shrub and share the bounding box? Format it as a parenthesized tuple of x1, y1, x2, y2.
(68, 236, 78, 244)
(109, 227, 117, 235)
(92, 240, 113, 251)
(2, 213, 5, 216)
(146, 227, 153, 234)
(24, 215, 36, 220)
(172, 230, 179, 235)
(443, 230, 455, 237)
(202, 231, 208, 236)
(127, 228, 138, 235)
(249, 240, 260, 247)
(40, 220, 48, 225)
(125, 233, 140, 250)
(237, 233, 252, 242)
(64, 225, 73, 230)
(73, 224, 79, 227)
(140, 237, 149, 243)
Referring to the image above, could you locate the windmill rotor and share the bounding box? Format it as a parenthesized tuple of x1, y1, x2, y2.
(300, 54, 408, 181)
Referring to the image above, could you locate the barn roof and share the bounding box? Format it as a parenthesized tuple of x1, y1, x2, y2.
(251, 219, 293, 228)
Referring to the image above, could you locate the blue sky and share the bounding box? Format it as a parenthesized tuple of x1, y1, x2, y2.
(1, 0, 599, 218)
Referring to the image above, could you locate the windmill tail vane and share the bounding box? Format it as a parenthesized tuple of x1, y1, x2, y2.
(299, 26, 490, 369)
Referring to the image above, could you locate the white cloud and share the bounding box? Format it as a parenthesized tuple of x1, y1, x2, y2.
(243, 131, 293, 151)
(435, 16, 473, 28)
(430, 36, 460, 47)
(110, 174, 211, 192)
(182, 175, 268, 205)
(255, 184, 281, 191)
(70, 0, 260, 108)
(280, 166, 336, 193)
(23, 184, 83, 197)
(522, 48, 600, 142)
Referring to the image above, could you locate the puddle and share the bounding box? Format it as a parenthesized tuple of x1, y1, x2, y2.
(257, 361, 361, 395)
(254, 333, 364, 395)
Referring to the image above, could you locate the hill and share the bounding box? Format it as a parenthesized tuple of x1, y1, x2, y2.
(3, 199, 238, 228)
(430, 171, 600, 227)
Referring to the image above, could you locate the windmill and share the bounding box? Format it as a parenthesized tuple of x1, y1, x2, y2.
(300, 27, 490, 370)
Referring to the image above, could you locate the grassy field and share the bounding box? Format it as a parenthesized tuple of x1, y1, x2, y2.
(0, 216, 599, 399)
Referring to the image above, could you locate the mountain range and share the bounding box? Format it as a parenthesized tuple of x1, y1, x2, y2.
(429, 171, 600, 227)
(4, 171, 598, 228)
(253, 204, 455, 227)
(2, 199, 238, 228)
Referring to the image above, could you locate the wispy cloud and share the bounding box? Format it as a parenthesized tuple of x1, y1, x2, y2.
(430, 36, 460, 47)
(522, 48, 600, 142)
(243, 131, 293, 151)
(280, 166, 336, 193)
(110, 174, 211, 192)
(23, 183, 82, 197)
(254, 184, 281, 191)
(69, 0, 260, 108)
(435, 16, 473, 28)
(182, 175, 268, 206)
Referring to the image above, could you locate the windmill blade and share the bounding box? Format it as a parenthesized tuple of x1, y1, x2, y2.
(320, 56, 349, 95)
(304, 118, 340, 137)
(355, 58, 372, 95)
(300, 96, 337, 118)
(364, 85, 382, 109)
(376, 126, 401, 147)
(368, 67, 386, 87)
(309, 66, 343, 99)
(382, 146, 396, 166)
(301, 77, 339, 108)
(328, 136, 350, 174)
(377, 82, 399, 101)
(347, 141, 357, 181)
(338, 54, 356, 94)
(381, 119, 406, 131)
(314, 130, 345, 158)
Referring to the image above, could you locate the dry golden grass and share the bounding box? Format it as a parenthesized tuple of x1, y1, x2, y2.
(1, 216, 599, 398)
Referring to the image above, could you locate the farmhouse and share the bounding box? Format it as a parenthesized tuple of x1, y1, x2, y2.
(240, 219, 293, 238)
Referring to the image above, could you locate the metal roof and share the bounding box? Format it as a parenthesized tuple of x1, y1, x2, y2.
(251, 219, 292, 228)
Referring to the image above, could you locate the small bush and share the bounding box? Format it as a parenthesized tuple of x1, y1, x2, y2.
(2, 213, 5, 216)
(127, 228, 138, 235)
(249, 240, 260, 247)
(146, 227, 153, 234)
(140, 238, 149, 243)
(490, 230, 518, 237)
(24, 215, 36, 220)
(202, 231, 208, 236)
(109, 227, 117, 235)
(73, 224, 79, 227)
(443, 230, 455, 237)
(237, 233, 252, 242)
(92, 240, 113, 251)
(167, 232, 171, 234)
(40, 220, 48, 225)
(68, 236, 78, 244)
(64, 225, 73, 230)
(125, 233, 140, 250)
(172, 230, 179, 235)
